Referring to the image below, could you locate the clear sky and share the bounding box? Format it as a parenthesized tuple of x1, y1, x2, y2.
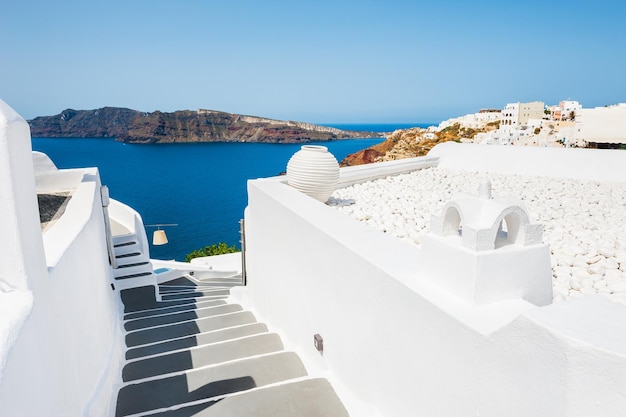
(1, 0, 624, 124)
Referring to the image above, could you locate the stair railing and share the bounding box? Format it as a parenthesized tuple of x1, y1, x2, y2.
(239, 219, 247, 286)
(100, 185, 117, 268)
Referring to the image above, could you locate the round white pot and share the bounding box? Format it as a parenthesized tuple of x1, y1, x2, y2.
(286, 145, 340, 202)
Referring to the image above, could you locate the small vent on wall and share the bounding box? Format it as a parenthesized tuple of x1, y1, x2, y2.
(314, 334, 323, 352)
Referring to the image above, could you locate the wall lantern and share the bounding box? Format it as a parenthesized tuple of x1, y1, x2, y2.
(146, 224, 178, 246)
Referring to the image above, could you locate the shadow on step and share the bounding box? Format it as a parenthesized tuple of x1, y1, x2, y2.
(115, 375, 254, 417)
(146, 379, 350, 417)
(123, 332, 284, 381)
(160, 276, 242, 288)
(160, 289, 231, 301)
(123, 299, 227, 321)
(121, 285, 228, 313)
(126, 322, 268, 360)
(125, 311, 256, 347)
(116, 352, 307, 417)
(124, 304, 243, 331)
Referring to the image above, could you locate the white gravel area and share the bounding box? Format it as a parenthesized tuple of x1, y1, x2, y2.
(329, 167, 626, 304)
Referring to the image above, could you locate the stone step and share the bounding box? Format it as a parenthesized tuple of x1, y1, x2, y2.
(160, 276, 242, 287)
(160, 289, 231, 301)
(125, 296, 230, 314)
(158, 287, 232, 296)
(159, 276, 204, 287)
(114, 243, 142, 257)
(123, 299, 227, 321)
(113, 240, 137, 248)
(115, 352, 308, 417)
(113, 237, 136, 247)
(115, 271, 153, 281)
(117, 261, 151, 269)
(116, 252, 141, 260)
(121, 286, 228, 314)
(143, 378, 350, 417)
(122, 332, 284, 382)
(115, 263, 153, 280)
(125, 311, 257, 347)
(126, 323, 269, 360)
(124, 304, 244, 331)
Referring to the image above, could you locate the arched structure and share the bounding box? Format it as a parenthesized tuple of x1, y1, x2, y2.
(423, 180, 552, 306)
(430, 181, 542, 251)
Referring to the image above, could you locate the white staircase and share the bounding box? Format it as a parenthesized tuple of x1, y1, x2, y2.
(112, 233, 155, 289)
(114, 274, 349, 417)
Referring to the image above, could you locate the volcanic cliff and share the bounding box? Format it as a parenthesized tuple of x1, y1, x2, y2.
(28, 107, 379, 144)
(340, 122, 499, 166)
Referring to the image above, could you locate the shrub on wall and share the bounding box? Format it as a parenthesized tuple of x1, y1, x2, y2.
(185, 243, 239, 262)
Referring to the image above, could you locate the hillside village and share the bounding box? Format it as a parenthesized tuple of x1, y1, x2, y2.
(341, 101, 626, 166)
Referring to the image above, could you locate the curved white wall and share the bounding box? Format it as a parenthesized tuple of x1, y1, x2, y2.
(0, 100, 46, 390)
(0, 100, 124, 416)
(0, 167, 124, 416)
(0, 100, 47, 291)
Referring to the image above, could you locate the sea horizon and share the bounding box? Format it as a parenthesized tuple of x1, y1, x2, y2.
(322, 122, 436, 132)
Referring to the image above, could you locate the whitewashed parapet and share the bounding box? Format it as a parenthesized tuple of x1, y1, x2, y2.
(33, 151, 93, 194)
(0, 100, 47, 291)
(337, 155, 439, 188)
(423, 180, 552, 306)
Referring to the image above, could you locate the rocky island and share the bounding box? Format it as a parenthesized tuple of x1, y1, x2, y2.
(28, 107, 380, 144)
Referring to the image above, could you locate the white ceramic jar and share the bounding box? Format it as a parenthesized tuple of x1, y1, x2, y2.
(286, 145, 340, 202)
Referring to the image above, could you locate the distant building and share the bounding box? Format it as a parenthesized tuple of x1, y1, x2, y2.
(576, 104, 626, 148)
(501, 101, 545, 129)
(546, 101, 582, 121)
(558, 100, 582, 120)
(437, 109, 501, 130)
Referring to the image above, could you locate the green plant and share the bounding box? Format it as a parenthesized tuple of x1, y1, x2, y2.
(185, 242, 239, 262)
(534, 127, 541, 135)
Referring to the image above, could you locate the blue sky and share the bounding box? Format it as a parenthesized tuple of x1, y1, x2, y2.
(1, 0, 624, 123)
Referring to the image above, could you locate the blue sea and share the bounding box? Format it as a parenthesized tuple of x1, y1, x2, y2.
(31, 123, 433, 261)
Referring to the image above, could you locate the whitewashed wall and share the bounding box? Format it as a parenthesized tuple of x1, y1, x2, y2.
(0, 100, 44, 399)
(430, 141, 626, 181)
(240, 150, 626, 417)
(0, 166, 124, 416)
(0, 101, 123, 416)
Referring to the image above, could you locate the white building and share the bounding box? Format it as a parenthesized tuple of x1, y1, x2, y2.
(576, 103, 626, 146)
(501, 101, 545, 130)
(437, 109, 501, 130)
(558, 100, 582, 120)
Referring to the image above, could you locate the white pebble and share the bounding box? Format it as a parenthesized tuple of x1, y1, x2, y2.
(331, 166, 626, 304)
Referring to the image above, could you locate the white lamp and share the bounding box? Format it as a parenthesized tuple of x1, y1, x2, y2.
(153, 229, 168, 245)
(146, 223, 178, 246)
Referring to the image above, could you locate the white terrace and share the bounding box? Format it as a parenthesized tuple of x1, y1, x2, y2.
(1, 99, 625, 417)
